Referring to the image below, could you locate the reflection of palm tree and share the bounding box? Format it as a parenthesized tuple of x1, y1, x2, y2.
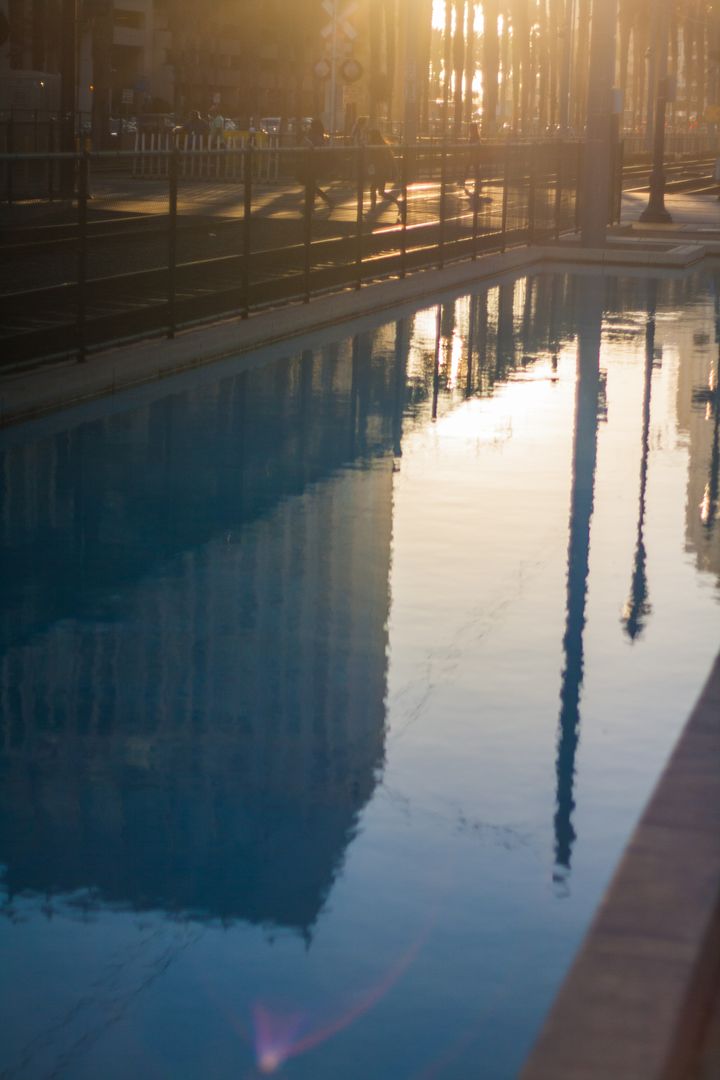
(554, 278, 603, 886)
(622, 283, 655, 641)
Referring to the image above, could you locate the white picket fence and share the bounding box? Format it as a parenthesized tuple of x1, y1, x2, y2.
(131, 132, 282, 183)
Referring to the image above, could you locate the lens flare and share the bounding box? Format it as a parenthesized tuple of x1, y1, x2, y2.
(250, 928, 431, 1074)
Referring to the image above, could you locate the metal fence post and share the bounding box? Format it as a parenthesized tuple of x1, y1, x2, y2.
(48, 142, 55, 202)
(439, 142, 447, 269)
(528, 145, 537, 244)
(615, 138, 625, 224)
(501, 143, 510, 253)
(303, 148, 314, 304)
(167, 147, 178, 338)
(400, 145, 409, 278)
(575, 142, 583, 233)
(77, 152, 89, 362)
(6, 118, 14, 205)
(243, 143, 253, 318)
(471, 144, 480, 261)
(554, 141, 564, 240)
(355, 144, 364, 289)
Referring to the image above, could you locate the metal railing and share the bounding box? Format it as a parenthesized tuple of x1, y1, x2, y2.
(0, 142, 585, 366)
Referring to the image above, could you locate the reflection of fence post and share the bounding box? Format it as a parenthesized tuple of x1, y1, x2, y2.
(243, 144, 253, 319)
(77, 152, 89, 362)
(167, 147, 178, 338)
(400, 146, 409, 278)
(439, 142, 447, 268)
(355, 145, 364, 290)
(501, 144, 510, 253)
(303, 148, 314, 304)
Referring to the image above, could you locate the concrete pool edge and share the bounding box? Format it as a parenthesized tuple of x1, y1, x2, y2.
(0, 248, 539, 429)
(522, 654, 720, 1080)
(1, 236, 713, 428)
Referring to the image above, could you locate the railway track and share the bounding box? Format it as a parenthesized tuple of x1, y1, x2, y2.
(621, 154, 718, 193)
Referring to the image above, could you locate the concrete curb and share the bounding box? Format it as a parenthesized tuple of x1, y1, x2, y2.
(0, 248, 538, 429)
(522, 655, 720, 1080)
(2, 234, 713, 429)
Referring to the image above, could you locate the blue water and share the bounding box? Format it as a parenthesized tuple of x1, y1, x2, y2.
(1, 268, 718, 1080)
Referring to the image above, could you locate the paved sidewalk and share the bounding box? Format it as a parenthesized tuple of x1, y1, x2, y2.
(622, 190, 720, 232)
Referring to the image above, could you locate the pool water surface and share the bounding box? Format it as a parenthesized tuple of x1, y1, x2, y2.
(0, 268, 718, 1079)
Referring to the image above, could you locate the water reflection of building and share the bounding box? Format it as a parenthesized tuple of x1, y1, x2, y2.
(0, 334, 401, 933)
(0, 274, 584, 925)
(601, 271, 720, 589)
(675, 281, 720, 590)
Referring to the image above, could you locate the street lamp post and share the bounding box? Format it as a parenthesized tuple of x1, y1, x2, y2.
(640, 0, 672, 224)
(581, 0, 618, 247)
(402, 0, 420, 144)
(558, 0, 575, 134)
(61, 0, 78, 195)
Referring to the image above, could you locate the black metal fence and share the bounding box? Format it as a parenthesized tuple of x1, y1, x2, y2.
(0, 142, 586, 367)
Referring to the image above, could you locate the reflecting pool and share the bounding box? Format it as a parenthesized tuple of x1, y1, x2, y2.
(1, 268, 718, 1079)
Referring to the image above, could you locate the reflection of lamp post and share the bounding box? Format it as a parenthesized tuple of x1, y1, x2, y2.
(554, 276, 603, 889)
(622, 282, 656, 641)
(640, 0, 672, 223)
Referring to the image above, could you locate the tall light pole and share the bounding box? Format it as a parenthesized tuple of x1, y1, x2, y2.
(580, 0, 618, 247)
(559, 0, 576, 133)
(640, 0, 672, 224)
(61, 0, 78, 194)
(402, 0, 420, 143)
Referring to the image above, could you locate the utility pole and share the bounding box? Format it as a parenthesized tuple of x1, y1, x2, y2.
(640, 0, 672, 223)
(580, 0, 618, 247)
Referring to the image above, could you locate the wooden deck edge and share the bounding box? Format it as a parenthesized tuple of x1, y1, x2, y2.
(522, 655, 720, 1080)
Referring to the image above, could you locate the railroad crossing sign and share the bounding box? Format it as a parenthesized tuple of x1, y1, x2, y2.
(319, 0, 359, 139)
(321, 0, 358, 49)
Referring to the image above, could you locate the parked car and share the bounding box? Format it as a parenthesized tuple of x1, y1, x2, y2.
(137, 113, 175, 136)
(110, 117, 137, 138)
